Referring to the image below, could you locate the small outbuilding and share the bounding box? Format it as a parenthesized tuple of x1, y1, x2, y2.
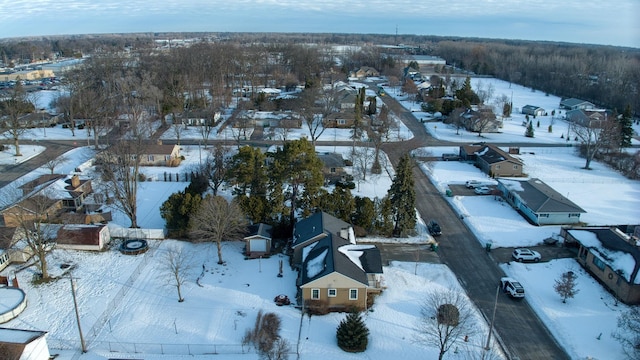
(521, 105, 545, 117)
(244, 223, 273, 259)
(0, 327, 50, 360)
(56, 224, 111, 251)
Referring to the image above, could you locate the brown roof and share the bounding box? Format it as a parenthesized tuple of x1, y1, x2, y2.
(57, 224, 106, 246)
(144, 144, 178, 155)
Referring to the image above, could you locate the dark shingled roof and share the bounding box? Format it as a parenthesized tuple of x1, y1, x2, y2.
(503, 178, 586, 213)
(246, 223, 273, 239)
(296, 212, 382, 286)
(476, 144, 522, 165)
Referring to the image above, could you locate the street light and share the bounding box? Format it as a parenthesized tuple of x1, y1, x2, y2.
(483, 285, 500, 359)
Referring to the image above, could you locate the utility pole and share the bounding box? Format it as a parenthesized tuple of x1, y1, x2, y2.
(483, 285, 500, 359)
(69, 273, 87, 353)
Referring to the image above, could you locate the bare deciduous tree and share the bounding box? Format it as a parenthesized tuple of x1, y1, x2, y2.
(189, 195, 248, 264)
(200, 144, 231, 196)
(613, 306, 640, 360)
(0, 82, 35, 156)
(158, 244, 194, 302)
(415, 289, 479, 360)
(570, 115, 618, 169)
(553, 271, 579, 303)
(42, 153, 68, 174)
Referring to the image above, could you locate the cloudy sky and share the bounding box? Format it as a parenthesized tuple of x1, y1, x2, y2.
(1, 0, 638, 48)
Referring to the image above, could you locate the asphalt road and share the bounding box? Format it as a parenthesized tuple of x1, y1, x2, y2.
(379, 92, 570, 360)
(0, 140, 75, 189)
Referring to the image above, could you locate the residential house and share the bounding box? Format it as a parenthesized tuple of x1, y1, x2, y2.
(521, 105, 545, 117)
(459, 144, 524, 177)
(497, 178, 586, 225)
(317, 153, 347, 184)
(565, 109, 609, 126)
(244, 223, 273, 259)
(176, 110, 222, 126)
(0, 227, 33, 272)
(324, 111, 358, 129)
(352, 66, 380, 79)
(561, 225, 640, 304)
(292, 212, 384, 313)
(0, 328, 50, 360)
(559, 98, 595, 111)
(140, 144, 181, 167)
(336, 86, 357, 110)
(1, 174, 97, 227)
(56, 224, 111, 251)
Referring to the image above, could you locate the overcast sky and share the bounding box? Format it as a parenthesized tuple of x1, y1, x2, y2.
(1, 0, 638, 48)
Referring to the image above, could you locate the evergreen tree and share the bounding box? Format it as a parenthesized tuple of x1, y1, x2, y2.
(375, 197, 394, 236)
(160, 190, 202, 237)
(619, 105, 634, 148)
(336, 311, 369, 352)
(525, 121, 535, 138)
(353, 196, 376, 234)
(387, 154, 417, 237)
(270, 138, 324, 233)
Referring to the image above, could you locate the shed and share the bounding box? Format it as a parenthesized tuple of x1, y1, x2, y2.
(521, 105, 545, 117)
(244, 223, 273, 259)
(0, 327, 50, 360)
(56, 224, 111, 251)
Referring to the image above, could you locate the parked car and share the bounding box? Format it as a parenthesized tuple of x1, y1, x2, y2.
(512, 248, 542, 262)
(465, 180, 482, 188)
(474, 186, 492, 195)
(428, 220, 442, 236)
(501, 277, 525, 298)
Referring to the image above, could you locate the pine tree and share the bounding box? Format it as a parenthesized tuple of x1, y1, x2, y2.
(525, 121, 535, 138)
(388, 154, 417, 237)
(336, 311, 369, 352)
(619, 105, 633, 148)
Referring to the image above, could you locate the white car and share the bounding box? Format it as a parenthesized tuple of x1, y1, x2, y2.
(501, 277, 525, 298)
(465, 180, 482, 188)
(512, 248, 542, 262)
(474, 186, 492, 195)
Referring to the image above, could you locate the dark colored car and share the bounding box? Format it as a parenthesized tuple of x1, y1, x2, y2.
(428, 220, 442, 236)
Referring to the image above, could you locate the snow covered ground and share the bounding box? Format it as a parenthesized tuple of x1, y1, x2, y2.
(1, 76, 638, 359)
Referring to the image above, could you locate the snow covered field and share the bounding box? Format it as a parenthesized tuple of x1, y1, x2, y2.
(1, 76, 638, 359)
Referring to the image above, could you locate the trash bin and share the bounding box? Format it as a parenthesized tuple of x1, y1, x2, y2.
(485, 242, 492, 252)
(431, 243, 438, 252)
(446, 189, 452, 197)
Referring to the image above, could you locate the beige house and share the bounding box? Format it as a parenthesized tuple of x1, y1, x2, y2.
(562, 226, 640, 304)
(460, 144, 524, 177)
(292, 212, 383, 313)
(140, 144, 181, 166)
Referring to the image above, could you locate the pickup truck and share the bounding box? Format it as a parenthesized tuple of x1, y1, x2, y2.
(501, 277, 525, 299)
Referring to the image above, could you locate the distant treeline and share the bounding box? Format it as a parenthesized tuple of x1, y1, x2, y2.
(1, 32, 638, 115)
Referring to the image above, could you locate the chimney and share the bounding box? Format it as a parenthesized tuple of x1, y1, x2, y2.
(71, 174, 80, 188)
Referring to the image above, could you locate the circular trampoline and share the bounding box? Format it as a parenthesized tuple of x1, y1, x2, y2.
(119, 239, 149, 255)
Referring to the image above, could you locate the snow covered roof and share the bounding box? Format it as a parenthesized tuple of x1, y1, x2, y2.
(569, 228, 640, 284)
(297, 212, 382, 286)
(0, 327, 47, 344)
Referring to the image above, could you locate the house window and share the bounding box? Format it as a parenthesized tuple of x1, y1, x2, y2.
(578, 247, 587, 260)
(311, 288, 320, 300)
(328, 289, 337, 297)
(330, 167, 336, 173)
(495, 165, 501, 170)
(165, 155, 171, 161)
(592, 256, 606, 271)
(513, 165, 519, 170)
(569, 213, 580, 218)
(349, 289, 358, 300)
(539, 214, 549, 218)
(338, 119, 346, 125)
(147, 155, 154, 162)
